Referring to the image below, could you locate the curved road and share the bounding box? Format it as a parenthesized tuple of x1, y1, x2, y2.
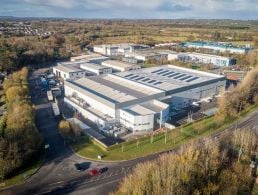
(1, 76, 258, 195)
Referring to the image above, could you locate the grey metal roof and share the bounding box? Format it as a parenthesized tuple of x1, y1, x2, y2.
(65, 75, 161, 106)
(102, 60, 140, 69)
(80, 63, 111, 70)
(53, 65, 85, 73)
(116, 65, 225, 92)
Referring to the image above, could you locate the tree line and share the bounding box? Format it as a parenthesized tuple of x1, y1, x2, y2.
(0, 67, 42, 181)
(0, 34, 69, 73)
(113, 127, 257, 195)
(217, 65, 258, 120)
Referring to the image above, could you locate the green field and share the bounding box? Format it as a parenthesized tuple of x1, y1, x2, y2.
(71, 117, 228, 161)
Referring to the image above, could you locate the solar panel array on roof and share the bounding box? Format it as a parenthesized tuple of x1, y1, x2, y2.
(186, 77, 199, 82)
(180, 75, 192, 81)
(168, 73, 180, 78)
(148, 80, 156, 84)
(130, 75, 139, 79)
(127, 67, 201, 84)
(174, 74, 186, 79)
(135, 77, 145, 81)
(142, 78, 150, 82)
(151, 69, 164, 74)
(162, 71, 174, 76)
(153, 81, 163, 85)
(166, 72, 176, 77)
(157, 70, 170, 75)
(125, 74, 133, 78)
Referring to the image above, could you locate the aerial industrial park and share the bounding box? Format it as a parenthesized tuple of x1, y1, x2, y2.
(51, 42, 228, 136)
(0, 2, 258, 194)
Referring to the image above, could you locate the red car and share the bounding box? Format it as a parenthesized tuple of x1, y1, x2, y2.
(88, 169, 99, 176)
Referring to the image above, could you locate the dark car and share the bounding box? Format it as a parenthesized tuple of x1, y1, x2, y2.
(99, 167, 108, 173)
(74, 163, 84, 171)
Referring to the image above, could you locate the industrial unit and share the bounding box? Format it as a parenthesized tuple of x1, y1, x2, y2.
(183, 41, 251, 54)
(125, 50, 168, 62)
(70, 54, 109, 64)
(80, 63, 112, 75)
(93, 43, 150, 56)
(53, 64, 86, 80)
(122, 57, 143, 64)
(168, 52, 236, 67)
(64, 65, 225, 132)
(101, 60, 141, 72)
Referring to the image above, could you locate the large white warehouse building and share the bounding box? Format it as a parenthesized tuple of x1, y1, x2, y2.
(168, 52, 236, 67)
(183, 41, 251, 54)
(53, 64, 86, 80)
(94, 43, 150, 56)
(64, 65, 225, 132)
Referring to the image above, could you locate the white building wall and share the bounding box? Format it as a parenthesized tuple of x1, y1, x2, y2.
(101, 68, 113, 74)
(134, 54, 147, 61)
(64, 97, 107, 128)
(64, 85, 116, 118)
(167, 53, 180, 61)
(69, 71, 86, 80)
(187, 53, 231, 66)
(80, 65, 112, 75)
(53, 67, 85, 80)
(120, 110, 154, 132)
(107, 47, 119, 56)
(93, 46, 105, 55)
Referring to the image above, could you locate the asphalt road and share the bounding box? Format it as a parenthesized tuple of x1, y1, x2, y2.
(1, 75, 258, 195)
(4, 107, 257, 195)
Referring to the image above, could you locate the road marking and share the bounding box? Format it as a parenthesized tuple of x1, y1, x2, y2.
(34, 190, 52, 195)
(48, 181, 65, 186)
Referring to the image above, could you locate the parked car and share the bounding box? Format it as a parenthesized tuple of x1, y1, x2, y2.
(88, 169, 99, 176)
(74, 163, 84, 171)
(99, 167, 108, 173)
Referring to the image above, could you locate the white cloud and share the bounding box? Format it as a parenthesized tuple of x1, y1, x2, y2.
(24, 0, 77, 9)
(1, 0, 258, 19)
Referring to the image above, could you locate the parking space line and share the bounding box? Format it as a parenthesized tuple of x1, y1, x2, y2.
(48, 181, 65, 186)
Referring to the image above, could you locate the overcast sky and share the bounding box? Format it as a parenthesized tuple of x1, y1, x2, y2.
(0, 0, 257, 19)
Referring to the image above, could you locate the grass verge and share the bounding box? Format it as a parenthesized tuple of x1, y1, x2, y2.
(70, 104, 258, 161)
